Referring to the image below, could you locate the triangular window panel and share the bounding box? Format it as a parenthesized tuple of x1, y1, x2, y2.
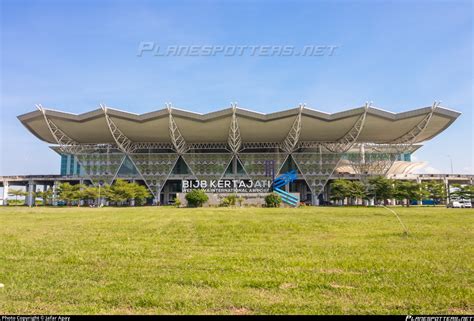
(291, 152, 343, 195)
(236, 157, 247, 175)
(116, 155, 140, 178)
(171, 156, 192, 175)
(129, 153, 179, 197)
(76, 153, 125, 185)
(279, 155, 301, 174)
(182, 153, 233, 181)
(224, 159, 233, 176)
(223, 156, 249, 178)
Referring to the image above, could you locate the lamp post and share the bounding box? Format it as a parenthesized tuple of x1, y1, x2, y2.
(98, 180, 104, 207)
(447, 155, 453, 174)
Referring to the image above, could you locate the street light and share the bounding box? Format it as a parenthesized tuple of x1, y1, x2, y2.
(98, 180, 104, 207)
(447, 155, 453, 174)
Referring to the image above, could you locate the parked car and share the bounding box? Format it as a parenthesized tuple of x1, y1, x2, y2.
(460, 200, 472, 208)
(447, 201, 462, 208)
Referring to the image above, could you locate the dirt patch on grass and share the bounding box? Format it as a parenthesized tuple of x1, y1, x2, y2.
(330, 283, 356, 289)
(279, 282, 297, 289)
(448, 307, 473, 314)
(319, 268, 363, 275)
(228, 306, 253, 315)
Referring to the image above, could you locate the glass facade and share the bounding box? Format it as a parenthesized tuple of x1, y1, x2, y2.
(182, 153, 233, 181)
(60, 154, 81, 176)
(60, 154, 68, 176)
(59, 147, 414, 204)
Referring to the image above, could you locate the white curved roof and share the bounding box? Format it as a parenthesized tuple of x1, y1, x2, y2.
(18, 104, 460, 144)
(336, 161, 427, 175)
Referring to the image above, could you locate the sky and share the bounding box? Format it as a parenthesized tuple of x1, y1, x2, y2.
(0, 0, 472, 175)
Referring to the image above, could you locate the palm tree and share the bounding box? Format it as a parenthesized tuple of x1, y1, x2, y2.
(8, 188, 27, 204)
(36, 189, 53, 206)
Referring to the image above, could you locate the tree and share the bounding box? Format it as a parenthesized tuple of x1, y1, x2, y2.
(463, 185, 474, 200)
(130, 183, 151, 205)
(185, 189, 209, 207)
(393, 181, 426, 207)
(422, 180, 446, 205)
(35, 189, 53, 206)
(105, 179, 133, 205)
(78, 186, 100, 205)
(265, 193, 281, 208)
(58, 183, 84, 206)
(330, 179, 351, 204)
(450, 184, 474, 201)
(104, 180, 150, 206)
(466, 185, 474, 200)
(348, 181, 367, 205)
(8, 188, 27, 202)
(367, 176, 394, 204)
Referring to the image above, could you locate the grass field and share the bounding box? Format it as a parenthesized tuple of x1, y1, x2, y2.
(0, 206, 472, 315)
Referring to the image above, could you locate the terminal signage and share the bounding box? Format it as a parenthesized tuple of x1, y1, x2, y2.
(182, 179, 273, 193)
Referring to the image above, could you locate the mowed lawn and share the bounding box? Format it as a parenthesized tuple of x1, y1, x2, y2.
(0, 206, 472, 315)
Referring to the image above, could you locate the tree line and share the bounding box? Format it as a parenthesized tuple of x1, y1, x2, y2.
(8, 179, 151, 206)
(330, 177, 473, 206)
(6, 177, 473, 207)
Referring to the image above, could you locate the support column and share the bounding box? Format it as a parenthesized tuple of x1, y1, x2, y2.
(311, 193, 315, 206)
(163, 184, 170, 205)
(66, 155, 71, 176)
(155, 184, 160, 205)
(444, 177, 449, 202)
(26, 181, 35, 207)
(232, 157, 237, 175)
(416, 177, 423, 205)
(79, 179, 84, 206)
(2, 181, 9, 206)
(52, 181, 58, 206)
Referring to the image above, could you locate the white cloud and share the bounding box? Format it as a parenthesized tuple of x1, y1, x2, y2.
(462, 166, 472, 173)
(413, 165, 442, 174)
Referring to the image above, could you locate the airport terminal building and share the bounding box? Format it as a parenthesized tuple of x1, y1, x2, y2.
(13, 102, 462, 205)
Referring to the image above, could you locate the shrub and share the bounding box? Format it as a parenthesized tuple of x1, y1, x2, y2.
(227, 194, 237, 206)
(173, 197, 181, 208)
(185, 189, 208, 207)
(220, 197, 230, 207)
(265, 193, 281, 208)
(221, 194, 238, 207)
